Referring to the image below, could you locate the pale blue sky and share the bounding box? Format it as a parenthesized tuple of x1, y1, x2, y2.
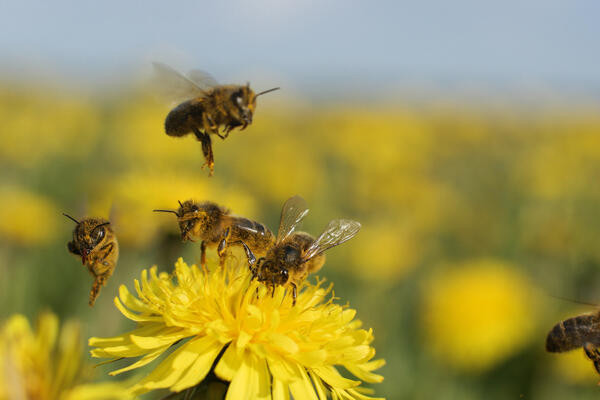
(0, 0, 598, 90)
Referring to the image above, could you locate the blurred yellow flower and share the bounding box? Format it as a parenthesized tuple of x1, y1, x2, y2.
(221, 115, 326, 203)
(0, 185, 58, 245)
(316, 107, 433, 174)
(0, 312, 128, 400)
(351, 221, 422, 282)
(421, 259, 537, 371)
(0, 87, 100, 168)
(90, 256, 385, 399)
(551, 347, 600, 385)
(109, 95, 199, 166)
(521, 115, 600, 199)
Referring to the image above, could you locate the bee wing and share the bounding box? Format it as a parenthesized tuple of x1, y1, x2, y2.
(277, 195, 309, 243)
(302, 219, 361, 261)
(152, 62, 208, 104)
(188, 69, 219, 90)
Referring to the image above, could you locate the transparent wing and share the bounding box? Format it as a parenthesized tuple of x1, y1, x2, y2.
(188, 69, 219, 90)
(302, 219, 361, 261)
(277, 195, 309, 243)
(152, 62, 207, 104)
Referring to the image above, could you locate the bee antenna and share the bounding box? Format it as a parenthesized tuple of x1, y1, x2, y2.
(256, 87, 280, 97)
(178, 200, 184, 208)
(550, 294, 599, 307)
(94, 222, 111, 229)
(153, 209, 179, 215)
(62, 213, 79, 224)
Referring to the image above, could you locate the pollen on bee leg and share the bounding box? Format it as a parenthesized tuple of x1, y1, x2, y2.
(89, 275, 106, 307)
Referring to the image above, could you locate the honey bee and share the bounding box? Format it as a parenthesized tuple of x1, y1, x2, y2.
(153, 200, 275, 267)
(241, 195, 361, 304)
(63, 214, 119, 306)
(153, 62, 280, 176)
(546, 310, 600, 376)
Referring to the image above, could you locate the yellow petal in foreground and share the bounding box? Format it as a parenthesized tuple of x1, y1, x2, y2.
(90, 256, 385, 399)
(0, 312, 129, 400)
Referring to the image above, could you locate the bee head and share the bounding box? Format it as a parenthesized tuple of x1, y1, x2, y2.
(232, 86, 255, 125)
(257, 259, 290, 286)
(174, 200, 227, 241)
(232, 85, 279, 125)
(65, 214, 110, 265)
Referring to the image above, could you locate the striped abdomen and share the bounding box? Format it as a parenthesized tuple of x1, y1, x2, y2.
(164, 100, 201, 137)
(546, 313, 600, 353)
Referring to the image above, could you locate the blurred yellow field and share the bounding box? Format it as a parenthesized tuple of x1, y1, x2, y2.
(2, 83, 600, 399)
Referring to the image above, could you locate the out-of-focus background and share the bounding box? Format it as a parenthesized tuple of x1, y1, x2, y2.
(1, 1, 600, 398)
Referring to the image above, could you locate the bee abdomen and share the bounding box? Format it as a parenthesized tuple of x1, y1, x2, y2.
(165, 101, 195, 137)
(546, 314, 600, 353)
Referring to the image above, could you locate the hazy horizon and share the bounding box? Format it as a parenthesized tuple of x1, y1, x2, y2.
(1, 0, 598, 97)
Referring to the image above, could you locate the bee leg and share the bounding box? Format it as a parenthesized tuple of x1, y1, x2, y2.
(193, 127, 215, 176)
(291, 283, 297, 306)
(89, 274, 108, 306)
(200, 241, 207, 271)
(271, 278, 276, 297)
(241, 241, 257, 269)
(215, 127, 228, 140)
(584, 343, 600, 375)
(217, 227, 232, 266)
(222, 125, 232, 138)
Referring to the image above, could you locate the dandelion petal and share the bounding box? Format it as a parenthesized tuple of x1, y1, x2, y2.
(226, 355, 255, 400)
(215, 344, 243, 382)
(171, 338, 224, 391)
(272, 377, 290, 400)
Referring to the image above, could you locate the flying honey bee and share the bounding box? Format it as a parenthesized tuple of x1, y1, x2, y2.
(153, 200, 275, 267)
(153, 62, 280, 176)
(63, 214, 119, 306)
(546, 310, 600, 376)
(241, 195, 361, 304)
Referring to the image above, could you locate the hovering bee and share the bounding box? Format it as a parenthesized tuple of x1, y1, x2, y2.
(546, 310, 600, 376)
(241, 195, 361, 304)
(153, 200, 275, 267)
(63, 214, 119, 306)
(153, 62, 280, 176)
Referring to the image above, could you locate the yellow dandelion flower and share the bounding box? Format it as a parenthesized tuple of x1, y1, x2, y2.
(0, 185, 59, 245)
(0, 86, 100, 169)
(421, 259, 538, 372)
(90, 256, 385, 399)
(0, 312, 129, 400)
